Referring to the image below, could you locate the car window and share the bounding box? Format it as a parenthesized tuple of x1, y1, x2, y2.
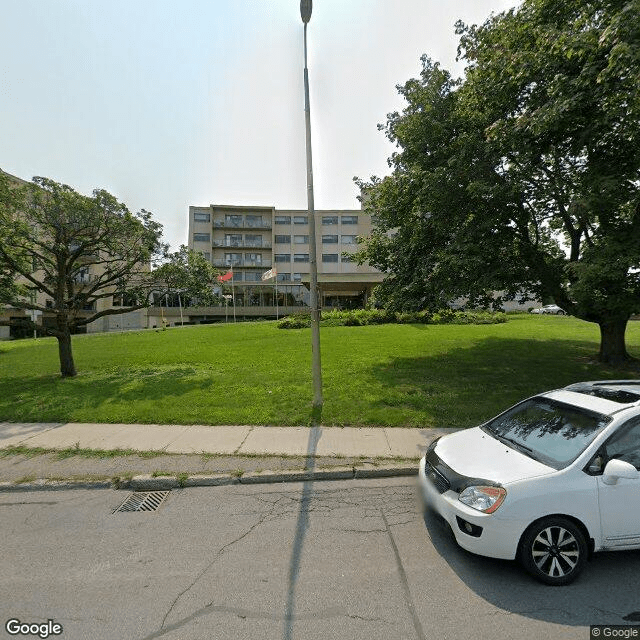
(605, 419, 640, 470)
(482, 398, 611, 469)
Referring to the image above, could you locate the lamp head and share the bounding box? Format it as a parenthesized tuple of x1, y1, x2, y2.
(300, 0, 312, 23)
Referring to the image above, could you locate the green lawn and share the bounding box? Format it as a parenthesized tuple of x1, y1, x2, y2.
(1, 315, 639, 428)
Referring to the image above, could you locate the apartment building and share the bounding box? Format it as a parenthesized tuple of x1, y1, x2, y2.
(186, 202, 383, 319)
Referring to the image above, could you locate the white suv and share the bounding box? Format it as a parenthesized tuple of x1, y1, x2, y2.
(419, 381, 640, 585)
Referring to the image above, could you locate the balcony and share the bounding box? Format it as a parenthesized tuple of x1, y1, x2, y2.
(213, 220, 272, 230)
(213, 259, 272, 268)
(213, 240, 272, 249)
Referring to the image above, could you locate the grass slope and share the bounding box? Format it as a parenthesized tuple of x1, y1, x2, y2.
(1, 315, 638, 428)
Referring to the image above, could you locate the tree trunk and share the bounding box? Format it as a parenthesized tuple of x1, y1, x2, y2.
(56, 327, 77, 377)
(598, 317, 631, 366)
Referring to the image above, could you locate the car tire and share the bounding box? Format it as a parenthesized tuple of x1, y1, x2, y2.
(518, 517, 588, 585)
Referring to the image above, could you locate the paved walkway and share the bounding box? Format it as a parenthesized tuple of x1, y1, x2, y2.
(0, 422, 457, 459)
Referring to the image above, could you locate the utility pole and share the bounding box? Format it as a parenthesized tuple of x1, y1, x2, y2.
(300, 0, 323, 418)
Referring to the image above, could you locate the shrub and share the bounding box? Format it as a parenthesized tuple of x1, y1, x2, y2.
(394, 311, 418, 324)
(277, 313, 311, 329)
(276, 308, 507, 328)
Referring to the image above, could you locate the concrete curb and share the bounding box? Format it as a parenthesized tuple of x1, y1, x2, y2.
(239, 466, 356, 484)
(0, 480, 113, 492)
(0, 463, 419, 492)
(354, 464, 417, 478)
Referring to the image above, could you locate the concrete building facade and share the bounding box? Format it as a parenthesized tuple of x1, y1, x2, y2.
(186, 202, 383, 320)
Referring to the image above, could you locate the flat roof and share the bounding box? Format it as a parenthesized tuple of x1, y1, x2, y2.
(189, 203, 362, 214)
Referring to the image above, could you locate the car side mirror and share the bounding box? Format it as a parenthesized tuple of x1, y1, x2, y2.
(602, 459, 640, 485)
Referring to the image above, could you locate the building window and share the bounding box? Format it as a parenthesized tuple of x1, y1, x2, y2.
(225, 253, 242, 265)
(274, 235, 291, 244)
(341, 215, 358, 225)
(277, 272, 291, 282)
(322, 254, 339, 262)
(341, 253, 355, 262)
(294, 216, 308, 224)
(194, 211, 210, 222)
(201, 251, 211, 261)
(322, 235, 338, 243)
(292, 273, 303, 282)
(275, 216, 291, 225)
(232, 272, 243, 282)
(224, 214, 243, 227)
(193, 233, 210, 243)
(111, 293, 135, 308)
(294, 254, 309, 262)
(294, 235, 308, 244)
(341, 235, 357, 244)
(322, 216, 338, 225)
(245, 234, 263, 247)
(244, 271, 262, 282)
(245, 253, 263, 265)
(245, 215, 263, 228)
(74, 267, 91, 283)
(275, 254, 291, 263)
(225, 234, 242, 247)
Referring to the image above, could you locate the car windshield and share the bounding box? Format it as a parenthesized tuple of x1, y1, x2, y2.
(481, 397, 611, 469)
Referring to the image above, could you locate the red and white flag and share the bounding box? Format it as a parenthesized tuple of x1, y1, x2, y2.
(217, 269, 233, 283)
(261, 268, 277, 281)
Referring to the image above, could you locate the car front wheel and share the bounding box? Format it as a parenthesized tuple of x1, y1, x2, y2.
(519, 517, 587, 585)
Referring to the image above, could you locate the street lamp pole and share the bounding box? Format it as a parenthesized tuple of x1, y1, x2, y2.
(301, 0, 323, 417)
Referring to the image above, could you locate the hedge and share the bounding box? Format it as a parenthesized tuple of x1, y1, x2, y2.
(276, 308, 508, 329)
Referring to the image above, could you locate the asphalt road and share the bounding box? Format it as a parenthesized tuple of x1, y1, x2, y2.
(0, 477, 638, 640)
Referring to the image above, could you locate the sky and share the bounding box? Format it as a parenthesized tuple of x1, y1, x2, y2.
(1, 0, 517, 251)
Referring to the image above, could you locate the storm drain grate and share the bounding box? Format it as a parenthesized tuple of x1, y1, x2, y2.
(113, 491, 170, 513)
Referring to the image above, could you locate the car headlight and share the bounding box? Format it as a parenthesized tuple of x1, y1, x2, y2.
(458, 486, 506, 514)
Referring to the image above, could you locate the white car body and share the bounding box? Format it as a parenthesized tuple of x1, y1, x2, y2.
(530, 304, 566, 315)
(419, 382, 640, 583)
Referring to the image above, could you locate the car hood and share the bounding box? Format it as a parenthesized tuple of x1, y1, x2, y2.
(435, 427, 555, 486)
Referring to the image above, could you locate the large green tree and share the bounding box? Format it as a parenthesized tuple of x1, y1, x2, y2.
(154, 245, 220, 309)
(357, 0, 640, 364)
(0, 173, 165, 377)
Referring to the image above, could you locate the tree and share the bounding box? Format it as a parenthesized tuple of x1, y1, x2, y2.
(356, 0, 640, 365)
(0, 173, 165, 377)
(153, 245, 220, 309)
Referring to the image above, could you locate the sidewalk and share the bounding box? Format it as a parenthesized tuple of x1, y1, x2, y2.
(0, 422, 459, 491)
(0, 421, 457, 458)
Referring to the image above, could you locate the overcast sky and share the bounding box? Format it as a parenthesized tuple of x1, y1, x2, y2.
(1, 0, 517, 250)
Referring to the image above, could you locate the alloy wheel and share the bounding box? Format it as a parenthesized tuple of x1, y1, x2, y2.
(520, 516, 587, 585)
(531, 526, 579, 578)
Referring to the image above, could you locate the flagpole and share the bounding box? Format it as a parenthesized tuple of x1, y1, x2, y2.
(232, 267, 236, 323)
(276, 277, 279, 320)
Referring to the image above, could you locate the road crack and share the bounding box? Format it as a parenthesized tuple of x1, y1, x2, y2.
(381, 508, 426, 640)
(158, 508, 271, 631)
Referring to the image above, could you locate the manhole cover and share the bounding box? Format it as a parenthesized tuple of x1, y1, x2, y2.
(113, 491, 170, 513)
